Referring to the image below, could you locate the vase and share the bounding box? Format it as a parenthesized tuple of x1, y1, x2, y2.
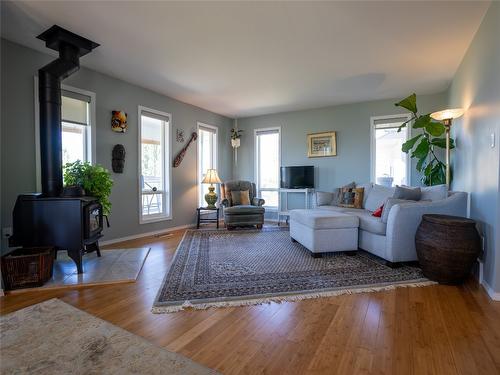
(231, 138, 240, 148)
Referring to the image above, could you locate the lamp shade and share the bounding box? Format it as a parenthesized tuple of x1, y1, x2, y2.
(430, 108, 464, 121)
(202, 169, 222, 184)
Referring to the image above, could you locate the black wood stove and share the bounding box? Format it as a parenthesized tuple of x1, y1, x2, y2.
(9, 26, 100, 273)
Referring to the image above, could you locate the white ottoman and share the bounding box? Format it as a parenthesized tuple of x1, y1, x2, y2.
(289, 209, 359, 256)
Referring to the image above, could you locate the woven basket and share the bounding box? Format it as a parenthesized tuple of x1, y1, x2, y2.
(1, 247, 54, 290)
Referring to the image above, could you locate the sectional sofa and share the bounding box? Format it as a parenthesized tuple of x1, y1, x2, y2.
(289, 183, 468, 263)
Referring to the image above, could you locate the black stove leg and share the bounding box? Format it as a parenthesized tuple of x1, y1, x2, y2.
(68, 249, 83, 274)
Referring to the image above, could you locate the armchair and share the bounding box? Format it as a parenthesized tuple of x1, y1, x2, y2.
(220, 180, 265, 229)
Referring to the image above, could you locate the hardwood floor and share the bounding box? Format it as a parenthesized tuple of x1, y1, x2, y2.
(1, 229, 500, 374)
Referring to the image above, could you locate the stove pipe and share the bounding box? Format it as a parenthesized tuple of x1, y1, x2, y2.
(37, 25, 99, 196)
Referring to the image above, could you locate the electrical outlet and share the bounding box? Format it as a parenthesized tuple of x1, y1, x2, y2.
(2, 227, 12, 239)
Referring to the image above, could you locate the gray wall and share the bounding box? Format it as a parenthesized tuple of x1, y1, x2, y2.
(1, 39, 233, 247)
(448, 3, 500, 292)
(234, 92, 448, 190)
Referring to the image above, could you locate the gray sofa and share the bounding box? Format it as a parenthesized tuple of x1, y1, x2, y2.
(296, 183, 467, 262)
(221, 180, 265, 229)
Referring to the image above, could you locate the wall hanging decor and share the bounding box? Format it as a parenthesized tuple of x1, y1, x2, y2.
(173, 132, 197, 168)
(176, 129, 185, 143)
(231, 119, 243, 165)
(111, 110, 128, 133)
(112, 144, 126, 173)
(307, 131, 337, 158)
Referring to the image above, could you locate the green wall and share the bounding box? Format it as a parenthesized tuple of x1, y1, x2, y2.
(0, 39, 233, 247)
(448, 2, 500, 293)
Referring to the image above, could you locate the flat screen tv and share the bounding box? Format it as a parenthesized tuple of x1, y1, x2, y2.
(280, 166, 314, 189)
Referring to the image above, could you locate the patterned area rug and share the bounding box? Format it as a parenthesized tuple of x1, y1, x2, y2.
(0, 299, 218, 375)
(153, 229, 433, 313)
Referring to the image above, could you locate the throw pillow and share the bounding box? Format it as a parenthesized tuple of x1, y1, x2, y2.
(338, 187, 364, 209)
(421, 184, 448, 201)
(332, 182, 356, 206)
(381, 198, 417, 223)
(393, 185, 421, 201)
(372, 204, 384, 217)
(364, 184, 395, 211)
(231, 190, 250, 206)
(316, 191, 335, 206)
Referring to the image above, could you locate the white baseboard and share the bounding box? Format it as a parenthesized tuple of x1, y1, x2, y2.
(100, 223, 196, 246)
(481, 279, 500, 301)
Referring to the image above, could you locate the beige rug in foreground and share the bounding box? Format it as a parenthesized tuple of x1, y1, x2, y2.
(0, 299, 218, 375)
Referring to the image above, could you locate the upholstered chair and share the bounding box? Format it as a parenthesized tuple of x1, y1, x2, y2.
(220, 180, 265, 229)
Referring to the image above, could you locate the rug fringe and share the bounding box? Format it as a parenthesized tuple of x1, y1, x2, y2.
(151, 280, 436, 314)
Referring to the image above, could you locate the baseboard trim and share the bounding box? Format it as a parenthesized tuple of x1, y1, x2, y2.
(481, 279, 500, 301)
(100, 224, 196, 246)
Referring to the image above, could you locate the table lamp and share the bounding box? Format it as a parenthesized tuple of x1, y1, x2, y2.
(430, 108, 464, 187)
(202, 169, 222, 209)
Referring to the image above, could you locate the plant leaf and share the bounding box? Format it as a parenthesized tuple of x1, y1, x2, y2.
(416, 156, 427, 172)
(412, 114, 431, 129)
(395, 93, 417, 114)
(402, 134, 423, 153)
(412, 138, 430, 159)
(425, 122, 445, 137)
(431, 137, 455, 149)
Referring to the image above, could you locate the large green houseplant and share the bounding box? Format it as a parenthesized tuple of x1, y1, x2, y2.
(63, 161, 114, 215)
(395, 93, 454, 186)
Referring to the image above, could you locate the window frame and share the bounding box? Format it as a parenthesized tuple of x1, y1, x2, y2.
(254, 126, 281, 211)
(197, 122, 218, 208)
(370, 113, 412, 186)
(34, 76, 96, 192)
(138, 105, 173, 224)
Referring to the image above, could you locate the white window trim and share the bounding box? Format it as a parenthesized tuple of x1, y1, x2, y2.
(197, 122, 218, 208)
(370, 113, 412, 185)
(254, 126, 281, 211)
(138, 105, 173, 224)
(34, 76, 97, 192)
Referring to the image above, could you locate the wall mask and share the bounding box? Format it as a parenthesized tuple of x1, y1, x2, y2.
(111, 110, 128, 133)
(112, 144, 126, 173)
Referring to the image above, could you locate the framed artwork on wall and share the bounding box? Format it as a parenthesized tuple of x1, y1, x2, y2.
(307, 131, 337, 157)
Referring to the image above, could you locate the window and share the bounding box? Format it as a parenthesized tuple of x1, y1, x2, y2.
(371, 115, 411, 187)
(197, 123, 218, 207)
(139, 106, 171, 223)
(255, 127, 281, 209)
(61, 92, 91, 165)
(34, 78, 96, 192)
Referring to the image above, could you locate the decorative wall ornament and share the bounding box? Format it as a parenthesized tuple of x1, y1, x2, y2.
(173, 132, 197, 168)
(176, 129, 185, 143)
(231, 119, 243, 165)
(112, 144, 126, 173)
(307, 131, 337, 158)
(111, 110, 128, 133)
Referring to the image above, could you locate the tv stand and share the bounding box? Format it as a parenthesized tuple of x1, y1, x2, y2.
(278, 188, 314, 225)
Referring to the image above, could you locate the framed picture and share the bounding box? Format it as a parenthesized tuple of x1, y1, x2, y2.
(307, 131, 337, 157)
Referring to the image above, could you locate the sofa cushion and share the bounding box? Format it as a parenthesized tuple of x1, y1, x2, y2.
(364, 184, 395, 211)
(381, 198, 417, 223)
(393, 185, 421, 201)
(357, 183, 373, 208)
(316, 191, 335, 206)
(421, 184, 448, 201)
(224, 205, 265, 215)
(290, 209, 359, 229)
(317, 206, 347, 213)
(342, 209, 387, 235)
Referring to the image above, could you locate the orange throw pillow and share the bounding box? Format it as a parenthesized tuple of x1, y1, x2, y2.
(231, 190, 250, 205)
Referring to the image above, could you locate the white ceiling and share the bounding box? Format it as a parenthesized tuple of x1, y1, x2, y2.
(1, 1, 490, 118)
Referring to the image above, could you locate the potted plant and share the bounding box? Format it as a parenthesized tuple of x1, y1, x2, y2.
(395, 93, 454, 186)
(231, 128, 243, 148)
(63, 161, 114, 215)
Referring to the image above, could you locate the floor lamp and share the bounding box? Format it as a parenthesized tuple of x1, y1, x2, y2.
(430, 108, 464, 187)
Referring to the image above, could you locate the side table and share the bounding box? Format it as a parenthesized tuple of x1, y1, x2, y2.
(415, 214, 481, 284)
(196, 207, 220, 229)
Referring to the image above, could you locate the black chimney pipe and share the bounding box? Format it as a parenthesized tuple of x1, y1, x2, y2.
(37, 26, 99, 196)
